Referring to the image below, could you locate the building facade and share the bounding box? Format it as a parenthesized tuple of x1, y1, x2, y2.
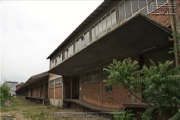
(16, 72, 49, 105)
(5, 81, 18, 96)
(47, 0, 179, 111)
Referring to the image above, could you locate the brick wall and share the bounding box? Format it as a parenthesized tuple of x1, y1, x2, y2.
(81, 82, 101, 106)
(80, 80, 141, 109)
(55, 87, 62, 99)
(49, 88, 54, 98)
(147, 3, 171, 27)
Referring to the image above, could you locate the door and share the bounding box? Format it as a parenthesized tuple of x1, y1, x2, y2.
(72, 76, 79, 99)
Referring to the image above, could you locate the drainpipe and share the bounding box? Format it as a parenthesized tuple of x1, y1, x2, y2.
(169, 0, 179, 66)
(62, 77, 64, 107)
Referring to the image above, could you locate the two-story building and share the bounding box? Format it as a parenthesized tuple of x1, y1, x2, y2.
(47, 0, 179, 111)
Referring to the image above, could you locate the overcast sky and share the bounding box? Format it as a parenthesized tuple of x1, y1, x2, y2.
(1, 0, 103, 84)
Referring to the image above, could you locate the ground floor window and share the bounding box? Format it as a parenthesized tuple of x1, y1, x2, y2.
(49, 80, 54, 88)
(83, 69, 100, 83)
(55, 77, 63, 87)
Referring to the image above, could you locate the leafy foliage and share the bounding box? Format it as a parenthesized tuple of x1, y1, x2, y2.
(113, 110, 137, 120)
(0, 83, 11, 105)
(104, 58, 180, 119)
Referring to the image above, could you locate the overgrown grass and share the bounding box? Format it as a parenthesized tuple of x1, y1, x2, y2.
(0, 97, 61, 120)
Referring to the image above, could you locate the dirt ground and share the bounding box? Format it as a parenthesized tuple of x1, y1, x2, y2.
(0, 98, 111, 120)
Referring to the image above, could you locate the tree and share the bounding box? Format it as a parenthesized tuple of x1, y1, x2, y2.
(104, 58, 180, 120)
(0, 83, 11, 105)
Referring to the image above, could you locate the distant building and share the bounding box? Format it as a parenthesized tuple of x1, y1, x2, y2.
(5, 81, 18, 96)
(16, 82, 24, 91)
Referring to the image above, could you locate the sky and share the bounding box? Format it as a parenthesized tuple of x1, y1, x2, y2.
(1, 0, 103, 84)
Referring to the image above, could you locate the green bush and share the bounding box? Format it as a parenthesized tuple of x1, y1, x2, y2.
(0, 83, 11, 105)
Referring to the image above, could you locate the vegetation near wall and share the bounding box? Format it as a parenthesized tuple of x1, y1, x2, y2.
(104, 58, 180, 120)
(0, 83, 11, 105)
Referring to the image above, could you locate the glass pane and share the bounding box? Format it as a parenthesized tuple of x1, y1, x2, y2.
(139, 0, 147, 9)
(102, 17, 106, 33)
(111, 9, 117, 27)
(157, 0, 167, 7)
(95, 24, 99, 38)
(132, 0, 139, 14)
(84, 33, 87, 46)
(81, 38, 84, 49)
(125, 0, 132, 19)
(92, 27, 95, 41)
(86, 31, 90, 45)
(106, 13, 111, 31)
(99, 20, 103, 35)
(148, 2, 153, 13)
(140, 7, 148, 15)
(119, 1, 125, 22)
(147, 0, 153, 4)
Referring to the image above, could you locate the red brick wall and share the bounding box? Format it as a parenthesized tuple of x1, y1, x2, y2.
(102, 83, 141, 109)
(147, 3, 171, 27)
(49, 88, 54, 98)
(55, 87, 62, 99)
(80, 81, 141, 109)
(81, 82, 101, 106)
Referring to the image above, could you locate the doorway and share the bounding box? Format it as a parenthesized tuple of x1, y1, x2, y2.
(72, 76, 79, 99)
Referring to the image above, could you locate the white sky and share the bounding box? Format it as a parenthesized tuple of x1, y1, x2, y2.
(1, 0, 103, 84)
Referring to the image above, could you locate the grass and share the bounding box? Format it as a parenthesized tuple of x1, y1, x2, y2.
(0, 97, 60, 120)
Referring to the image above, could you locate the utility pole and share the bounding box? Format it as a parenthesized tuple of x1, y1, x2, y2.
(170, 0, 180, 67)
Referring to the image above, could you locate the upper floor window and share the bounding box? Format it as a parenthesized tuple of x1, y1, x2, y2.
(92, 8, 117, 41)
(84, 30, 91, 46)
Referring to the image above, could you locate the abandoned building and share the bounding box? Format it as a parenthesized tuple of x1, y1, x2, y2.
(16, 72, 49, 105)
(47, 0, 179, 111)
(16, 0, 179, 113)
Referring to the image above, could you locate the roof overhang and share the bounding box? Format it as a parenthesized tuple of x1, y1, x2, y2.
(16, 72, 49, 92)
(49, 14, 172, 76)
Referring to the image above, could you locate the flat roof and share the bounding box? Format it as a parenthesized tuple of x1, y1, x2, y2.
(17, 71, 49, 91)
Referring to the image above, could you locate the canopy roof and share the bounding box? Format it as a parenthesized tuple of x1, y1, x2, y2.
(49, 14, 172, 76)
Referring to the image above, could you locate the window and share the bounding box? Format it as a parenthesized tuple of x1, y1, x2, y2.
(68, 44, 74, 57)
(111, 9, 117, 27)
(140, 7, 148, 15)
(84, 30, 90, 46)
(49, 80, 54, 88)
(125, 0, 132, 18)
(139, 0, 147, 9)
(132, 0, 139, 14)
(98, 20, 103, 36)
(106, 13, 111, 31)
(119, 1, 125, 22)
(157, 0, 168, 7)
(92, 27, 95, 41)
(63, 49, 68, 60)
(55, 77, 63, 87)
(95, 23, 99, 39)
(102, 17, 107, 33)
(84, 69, 100, 83)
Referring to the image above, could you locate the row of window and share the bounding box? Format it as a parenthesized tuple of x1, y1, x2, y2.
(49, 77, 63, 88)
(50, 0, 168, 69)
(119, 0, 168, 22)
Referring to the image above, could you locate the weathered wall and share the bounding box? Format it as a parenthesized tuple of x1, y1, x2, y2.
(55, 87, 62, 99)
(81, 82, 101, 106)
(147, 3, 171, 27)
